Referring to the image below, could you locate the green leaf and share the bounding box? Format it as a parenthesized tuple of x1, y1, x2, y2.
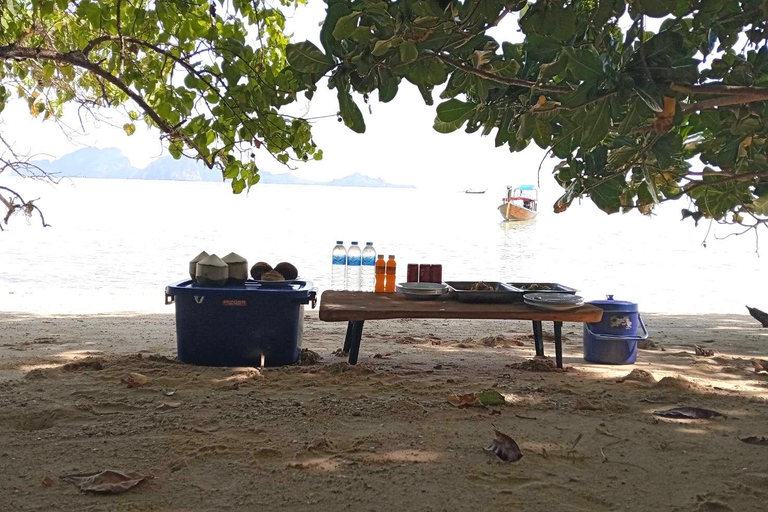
(637, 0, 675, 18)
(436, 99, 476, 123)
(371, 38, 396, 57)
(564, 47, 604, 81)
(321, 3, 351, 54)
(580, 98, 611, 148)
(590, 176, 625, 214)
(751, 195, 768, 216)
(286, 41, 334, 75)
(332, 12, 361, 40)
(123, 123, 136, 136)
(377, 68, 398, 103)
(477, 390, 506, 407)
(433, 117, 464, 134)
(399, 41, 419, 64)
(337, 90, 366, 133)
(634, 83, 664, 112)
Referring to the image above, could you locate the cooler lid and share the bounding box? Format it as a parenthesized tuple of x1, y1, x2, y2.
(587, 295, 638, 312)
(166, 279, 315, 300)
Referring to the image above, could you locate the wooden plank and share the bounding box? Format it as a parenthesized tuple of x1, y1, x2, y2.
(319, 291, 603, 323)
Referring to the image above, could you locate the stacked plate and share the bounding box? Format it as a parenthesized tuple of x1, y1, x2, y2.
(396, 282, 448, 300)
(524, 292, 584, 310)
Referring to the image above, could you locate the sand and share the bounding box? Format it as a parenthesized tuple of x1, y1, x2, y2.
(1, 311, 768, 511)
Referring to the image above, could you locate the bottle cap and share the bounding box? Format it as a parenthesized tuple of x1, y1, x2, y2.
(336, 241, 343, 244)
(351, 241, 358, 245)
(388, 255, 395, 258)
(366, 242, 373, 246)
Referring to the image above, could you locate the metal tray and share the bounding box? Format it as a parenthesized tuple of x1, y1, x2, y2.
(445, 281, 521, 303)
(507, 282, 577, 294)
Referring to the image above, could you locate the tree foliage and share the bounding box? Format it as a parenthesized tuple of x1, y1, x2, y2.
(0, 0, 321, 228)
(287, 0, 768, 232)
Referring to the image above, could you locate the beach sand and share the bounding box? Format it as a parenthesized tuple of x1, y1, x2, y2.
(1, 311, 767, 511)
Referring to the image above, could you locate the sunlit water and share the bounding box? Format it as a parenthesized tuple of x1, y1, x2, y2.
(0, 178, 765, 315)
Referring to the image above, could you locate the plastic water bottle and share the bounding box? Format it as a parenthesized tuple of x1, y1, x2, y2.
(346, 241, 362, 291)
(361, 242, 376, 292)
(331, 241, 347, 290)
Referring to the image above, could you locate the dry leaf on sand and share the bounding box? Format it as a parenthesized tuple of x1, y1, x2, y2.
(120, 373, 149, 388)
(694, 345, 715, 357)
(60, 470, 148, 493)
(447, 390, 505, 407)
(739, 436, 768, 446)
(653, 407, 726, 420)
(484, 427, 523, 462)
(156, 401, 182, 410)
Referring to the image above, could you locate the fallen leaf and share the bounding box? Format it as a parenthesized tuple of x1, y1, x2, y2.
(120, 373, 149, 388)
(739, 436, 768, 446)
(447, 393, 479, 407)
(447, 390, 505, 407)
(156, 401, 182, 410)
(694, 345, 715, 357)
(752, 359, 768, 374)
(41, 476, 54, 488)
(573, 398, 599, 411)
(484, 427, 523, 462)
(653, 407, 726, 420)
(60, 470, 148, 494)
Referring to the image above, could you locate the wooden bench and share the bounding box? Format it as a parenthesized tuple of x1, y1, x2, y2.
(318, 291, 604, 368)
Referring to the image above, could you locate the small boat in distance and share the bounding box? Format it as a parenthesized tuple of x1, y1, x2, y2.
(499, 185, 538, 221)
(465, 188, 487, 194)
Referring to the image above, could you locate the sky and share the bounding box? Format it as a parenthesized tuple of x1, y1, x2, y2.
(2, 2, 557, 193)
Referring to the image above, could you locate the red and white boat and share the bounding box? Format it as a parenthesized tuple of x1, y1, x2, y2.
(498, 185, 538, 221)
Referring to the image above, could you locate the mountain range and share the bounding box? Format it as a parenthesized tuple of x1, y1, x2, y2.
(32, 147, 414, 188)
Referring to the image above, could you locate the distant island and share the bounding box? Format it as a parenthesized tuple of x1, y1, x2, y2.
(32, 147, 414, 189)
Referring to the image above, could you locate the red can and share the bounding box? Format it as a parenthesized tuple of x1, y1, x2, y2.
(419, 264, 432, 283)
(430, 264, 442, 284)
(407, 264, 419, 283)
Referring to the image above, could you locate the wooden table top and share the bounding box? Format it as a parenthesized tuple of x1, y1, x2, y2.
(319, 291, 603, 323)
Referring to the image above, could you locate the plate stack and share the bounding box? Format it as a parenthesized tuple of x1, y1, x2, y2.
(396, 282, 448, 300)
(524, 292, 584, 310)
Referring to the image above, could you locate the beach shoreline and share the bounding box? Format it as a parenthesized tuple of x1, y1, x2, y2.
(1, 311, 767, 511)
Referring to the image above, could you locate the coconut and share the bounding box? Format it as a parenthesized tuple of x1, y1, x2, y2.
(222, 252, 248, 285)
(195, 254, 229, 287)
(260, 270, 285, 282)
(188, 251, 209, 280)
(250, 262, 273, 280)
(274, 262, 298, 280)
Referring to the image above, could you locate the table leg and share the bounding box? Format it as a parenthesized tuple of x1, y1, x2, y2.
(532, 321, 544, 357)
(554, 321, 563, 369)
(343, 321, 354, 353)
(347, 320, 365, 365)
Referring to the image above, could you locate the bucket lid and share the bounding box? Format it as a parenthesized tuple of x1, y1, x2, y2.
(587, 295, 639, 312)
(166, 279, 315, 300)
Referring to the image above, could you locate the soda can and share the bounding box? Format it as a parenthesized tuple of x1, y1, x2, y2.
(419, 264, 432, 283)
(407, 264, 419, 283)
(430, 264, 442, 284)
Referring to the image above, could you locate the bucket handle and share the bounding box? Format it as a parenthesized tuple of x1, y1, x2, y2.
(309, 288, 318, 309)
(165, 292, 175, 305)
(585, 314, 648, 341)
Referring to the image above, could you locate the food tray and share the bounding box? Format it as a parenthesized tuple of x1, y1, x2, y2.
(507, 282, 577, 294)
(445, 281, 521, 303)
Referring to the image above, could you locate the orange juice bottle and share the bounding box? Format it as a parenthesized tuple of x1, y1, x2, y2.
(375, 255, 386, 292)
(385, 255, 397, 292)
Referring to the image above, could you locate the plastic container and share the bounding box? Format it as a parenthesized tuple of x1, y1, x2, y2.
(583, 296, 648, 365)
(361, 242, 376, 292)
(375, 255, 386, 292)
(346, 242, 362, 291)
(165, 279, 317, 367)
(331, 241, 347, 290)
(385, 255, 397, 292)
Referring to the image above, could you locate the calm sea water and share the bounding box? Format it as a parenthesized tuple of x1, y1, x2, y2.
(0, 178, 765, 315)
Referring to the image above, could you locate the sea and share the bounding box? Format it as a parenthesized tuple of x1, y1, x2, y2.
(0, 177, 766, 315)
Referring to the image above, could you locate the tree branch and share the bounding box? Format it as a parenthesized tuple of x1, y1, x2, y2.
(434, 54, 572, 93)
(672, 83, 768, 98)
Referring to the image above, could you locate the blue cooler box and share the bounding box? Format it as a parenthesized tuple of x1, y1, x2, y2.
(165, 280, 316, 367)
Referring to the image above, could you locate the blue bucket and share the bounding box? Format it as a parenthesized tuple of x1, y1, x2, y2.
(583, 296, 648, 365)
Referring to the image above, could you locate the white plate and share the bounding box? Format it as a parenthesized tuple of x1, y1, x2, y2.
(524, 299, 584, 310)
(524, 292, 584, 304)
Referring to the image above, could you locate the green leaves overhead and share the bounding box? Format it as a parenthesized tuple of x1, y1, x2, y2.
(285, 41, 334, 75)
(278, 0, 768, 233)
